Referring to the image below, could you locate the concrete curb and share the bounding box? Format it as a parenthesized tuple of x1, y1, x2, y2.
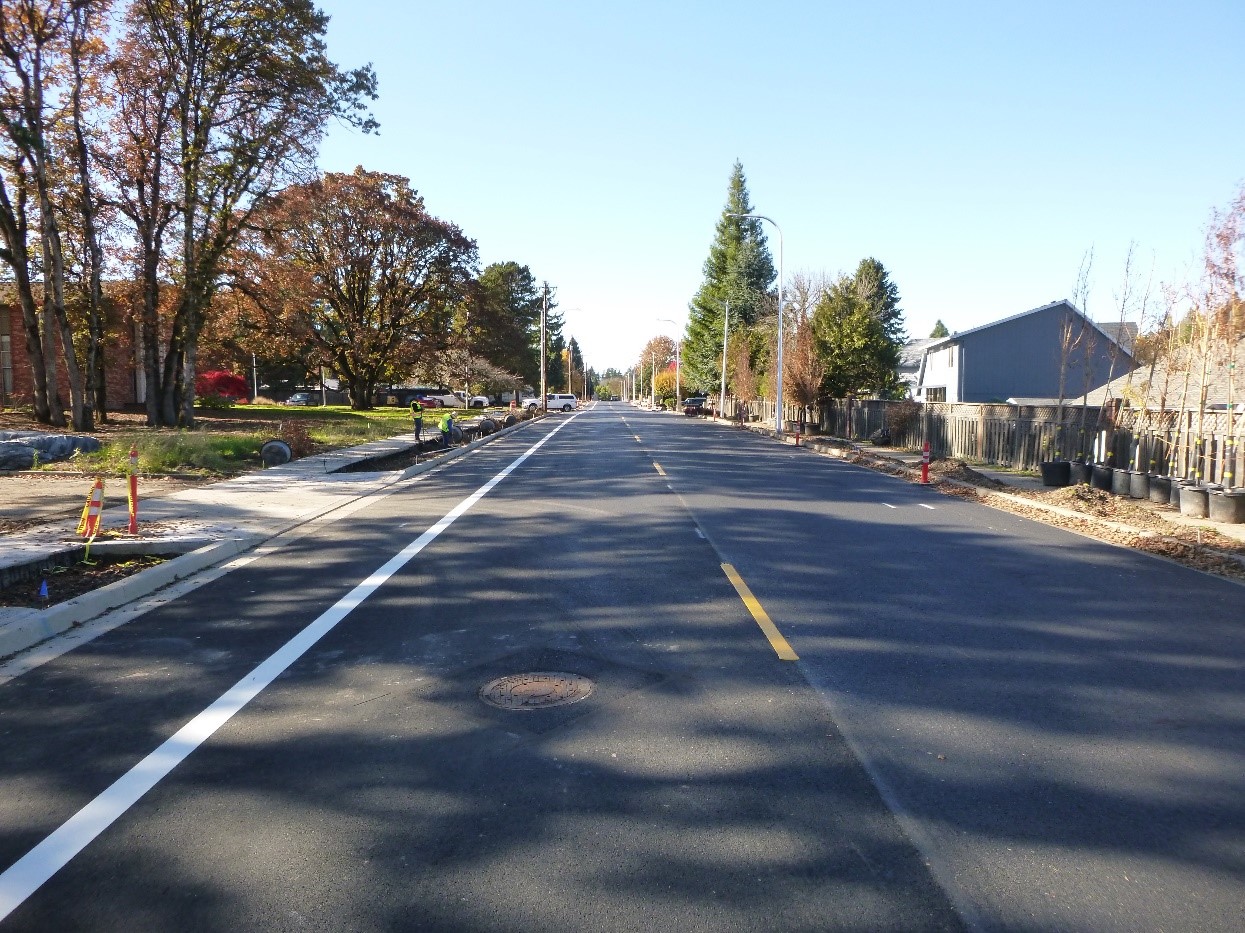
(0, 536, 258, 658)
(0, 415, 546, 661)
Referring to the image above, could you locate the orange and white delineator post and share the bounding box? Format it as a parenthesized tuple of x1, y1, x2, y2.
(128, 445, 139, 533)
(920, 441, 931, 485)
(77, 477, 105, 538)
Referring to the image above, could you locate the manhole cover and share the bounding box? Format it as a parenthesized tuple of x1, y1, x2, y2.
(479, 672, 594, 710)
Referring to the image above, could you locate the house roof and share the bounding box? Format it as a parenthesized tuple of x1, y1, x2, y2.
(1078, 335, 1245, 409)
(921, 299, 1136, 358)
(899, 338, 939, 368)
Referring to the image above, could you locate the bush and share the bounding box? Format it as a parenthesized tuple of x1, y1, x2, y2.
(279, 420, 315, 458)
(196, 370, 249, 400)
(195, 392, 236, 410)
(886, 399, 922, 437)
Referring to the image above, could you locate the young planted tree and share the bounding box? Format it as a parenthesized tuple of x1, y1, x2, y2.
(728, 330, 758, 416)
(1053, 306, 1084, 460)
(232, 168, 477, 409)
(784, 311, 823, 431)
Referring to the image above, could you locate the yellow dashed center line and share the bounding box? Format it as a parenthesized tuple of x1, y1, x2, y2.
(653, 462, 666, 476)
(720, 563, 799, 661)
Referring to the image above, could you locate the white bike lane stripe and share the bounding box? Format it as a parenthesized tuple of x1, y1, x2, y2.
(0, 414, 579, 922)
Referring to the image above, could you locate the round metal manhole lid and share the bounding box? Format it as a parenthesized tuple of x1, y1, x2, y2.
(479, 672, 594, 710)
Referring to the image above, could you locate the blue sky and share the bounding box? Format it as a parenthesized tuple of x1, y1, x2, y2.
(314, 1, 1244, 373)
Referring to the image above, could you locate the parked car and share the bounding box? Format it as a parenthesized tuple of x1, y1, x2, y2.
(385, 386, 459, 407)
(454, 392, 491, 408)
(683, 397, 707, 417)
(284, 392, 316, 406)
(517, 393, 578, 411)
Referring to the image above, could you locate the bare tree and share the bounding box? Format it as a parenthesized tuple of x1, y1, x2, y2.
(1070, 247, 1096, 459)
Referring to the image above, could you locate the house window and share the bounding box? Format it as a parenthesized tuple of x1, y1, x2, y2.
(947, 346, 955, 366)
(1, 335, 11, 395)
(926, 387, 946, 403)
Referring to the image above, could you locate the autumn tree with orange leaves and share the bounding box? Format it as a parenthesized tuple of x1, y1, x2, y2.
(229, 168, 478, 409)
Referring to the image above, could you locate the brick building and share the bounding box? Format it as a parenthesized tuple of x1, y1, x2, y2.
(1, 301, 140, 412)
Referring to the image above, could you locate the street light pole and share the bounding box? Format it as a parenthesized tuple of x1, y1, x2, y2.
(540, 283, 549, 412)
(727, 212, 784, 437)
(656, 318, 681, 411)
(719, 299, 729, 420)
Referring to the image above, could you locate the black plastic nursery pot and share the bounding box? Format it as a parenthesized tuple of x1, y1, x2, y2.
(1068, 461, 1092, 485)
(1090, 465, 1114, 491)
(1129, 471, 1150, 499)
(1111, 468, 1131, 496)
(1179, 485, 1210, 519)
(1040, 461, 1071, 487)
(1148, 475, 1171, 504)
(1168, 481, 1182, 507)
(1208, 490, 1245, 524)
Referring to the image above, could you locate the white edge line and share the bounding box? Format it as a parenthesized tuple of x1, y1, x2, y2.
(919, 503, 936, 510)
(882, 503, 897, 509)
(0, 415, 578, 921)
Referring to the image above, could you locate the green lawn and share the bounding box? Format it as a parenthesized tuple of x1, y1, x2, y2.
(73, 404, 420, 475)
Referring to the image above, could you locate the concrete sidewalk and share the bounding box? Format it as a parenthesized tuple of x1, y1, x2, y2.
(1, 419, 539, 659)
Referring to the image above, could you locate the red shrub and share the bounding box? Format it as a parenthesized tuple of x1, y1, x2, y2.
(196, 370, 250, 400)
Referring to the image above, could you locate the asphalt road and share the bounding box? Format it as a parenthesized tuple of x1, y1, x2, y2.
(0, 402, 1241, 931)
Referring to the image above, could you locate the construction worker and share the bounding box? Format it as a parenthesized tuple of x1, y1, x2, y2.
(410, 398, 424, 441)
(439, 410, 454, 447)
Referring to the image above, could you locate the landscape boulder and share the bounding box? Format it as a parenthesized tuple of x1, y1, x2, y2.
(0, 431, 101, 469)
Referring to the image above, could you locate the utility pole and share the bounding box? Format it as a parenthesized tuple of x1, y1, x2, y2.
(540, 282, 548, 412)
(719, 299, 729, 420)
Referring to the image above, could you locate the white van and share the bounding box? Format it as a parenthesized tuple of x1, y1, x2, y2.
(546, 393, 578, 411)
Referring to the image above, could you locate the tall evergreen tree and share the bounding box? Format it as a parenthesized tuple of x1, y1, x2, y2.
(929, 319, 950, 338)
(682, 161, 775, 391)
(468, 261, 544, 384)
(852, 257, 906, 346)
(812, 264, 904, 399)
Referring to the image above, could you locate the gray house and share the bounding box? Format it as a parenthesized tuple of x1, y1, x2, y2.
(916, 300, 1137, 404)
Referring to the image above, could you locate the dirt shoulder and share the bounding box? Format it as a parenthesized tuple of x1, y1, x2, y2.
(0, 473, 211, 534)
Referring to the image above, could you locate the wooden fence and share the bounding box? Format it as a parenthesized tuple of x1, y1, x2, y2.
(721, 396, 1244, 488)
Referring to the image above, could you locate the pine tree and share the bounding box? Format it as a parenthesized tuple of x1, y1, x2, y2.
(929, 319, 950, 338)
(852, 258, 906, 346)
(682, 162, 776, 392)
(813, 271, 902, 399)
